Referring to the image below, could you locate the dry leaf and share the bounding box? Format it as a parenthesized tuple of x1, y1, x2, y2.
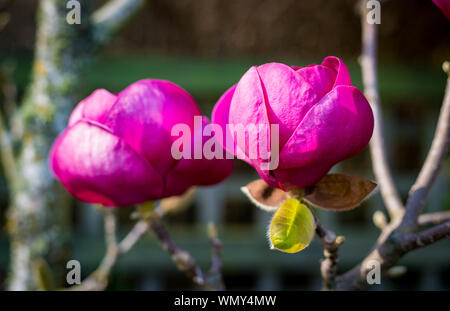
(241, 179, 289, 212)
(304, 174, 377, 211)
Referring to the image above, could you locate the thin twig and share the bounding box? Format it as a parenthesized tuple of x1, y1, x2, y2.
(401, 72, 450, 231)
(335, 2, 450, 290)
(360, 0, 404, 221)
(205, 223, 225, 290)
(148, 215, 226, 290)
(314, 216, 345, 290)
(147, 214, 206, 287)
(0, 110, 17, 184)
(402, 221, 450, 251)
(139, 197, 225, 291)
(118, 220, 149, 254)
(91, 0, 146, 47)
(70, 208, 148, 291)
(418, 211, 450, 227)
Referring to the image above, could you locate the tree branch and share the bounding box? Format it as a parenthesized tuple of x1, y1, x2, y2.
(400, 71, 450, 231)
(147, 214, 206, 287)
(360, 0, 404, 221)
(335, 2, 450, 290)
(145, 207, 225, 290)
(91, 0, 146, 48)
(206, 223, 225, 290)
(70, 208, 148, 291)
(315, 217, 345, 290)
(418, 211, 450, 227)
(7, 0, 146, 290)
(402, 221, 450, 251)
(0, 111, 17, 184)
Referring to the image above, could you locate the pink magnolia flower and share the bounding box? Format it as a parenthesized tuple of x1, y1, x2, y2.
(433, 0, 450, 20)
(50, 79, 233, 207)
(212, 56, 374, 191)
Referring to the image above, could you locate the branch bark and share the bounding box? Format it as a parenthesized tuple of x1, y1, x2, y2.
(145, 207, 225, 290)
(359, 0, 404, 221)
(418, 211, 450, 227)
(315, 217, 345, 290)
(0, 110, 16, 184)
(402, 221, 450, 251)
(6, 0, 145, 290)
(335, 1, 450, 290)
(91, 0, 146, 49)
(70, 208, 149, 291)
(400, 72, 450, 232)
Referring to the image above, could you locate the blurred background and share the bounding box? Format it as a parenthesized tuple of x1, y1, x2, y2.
(0, 0, 449, 290)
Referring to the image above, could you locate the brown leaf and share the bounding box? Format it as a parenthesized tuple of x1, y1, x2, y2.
(304, 174, 377, 211)
(241, 179, 289, 212)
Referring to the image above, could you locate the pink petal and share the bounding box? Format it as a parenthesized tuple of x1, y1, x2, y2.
(321, 56, 351, 87)
(228, 67, 272, 161)
(276, 85, 374, 189)
(253, 62, 337, 147)
(104, 79, 202, 175)
(68, 89, 117, 127)
(166, 116, 234, 195)
(50, 120, 164, 206)
(211, 85, 250, 162)
(433, 0, 450, 20)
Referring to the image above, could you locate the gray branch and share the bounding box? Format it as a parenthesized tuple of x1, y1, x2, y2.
(91, 0, 146, 48)
(70, 208, 149, 291)
(418, 211, 450, 227)
(147, 211, 225, 291)
(402, 221, 450, 251)
(359, 0, 404, 221)
(315, 217, 345, 290)
(335, 1, 450, 290)
(400, 72, 450, 231)
(6, 0, 145, 290)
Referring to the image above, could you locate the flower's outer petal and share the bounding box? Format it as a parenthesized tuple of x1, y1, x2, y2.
(50, 120, 164, 206)
(433, 0, 450, 20)
(321, 56, 351, 87)
(228, 67, 272, 162)
(68, 89, 117, 127)
(105, 79, 202, 175)
(276, 85, 374, 189)
(165, 116, 234, 196)
(256, 63, 337, 147)
(211, 85, 250, 163)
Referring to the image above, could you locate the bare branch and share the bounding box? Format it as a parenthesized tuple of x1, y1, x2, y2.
(70, 208, 148, 291)
(206, 223, 225, 290)
(91, 0, 146, 47)
(418, 211, 450, 227)
(402, 221, 450, 251)
(148, 215, 226, 290)
(0, 111, 17, 184)
(147, 214, 206, 287)
(401, 73, 450, 231)
(360, 0, 404, 220)
(315, 217, 345, 290)
(103, 208, 118, 248)
(118, 220, 149, 254)
(335, 3, 450, 291)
